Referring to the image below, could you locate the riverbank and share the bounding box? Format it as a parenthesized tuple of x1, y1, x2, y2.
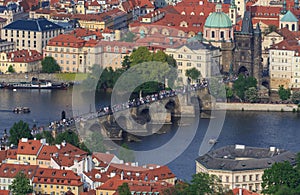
(0, 73, 87, 83)
(214, 102, 299, 112)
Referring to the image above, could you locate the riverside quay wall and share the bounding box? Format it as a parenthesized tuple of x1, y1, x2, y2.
(214, 102, 299, 112)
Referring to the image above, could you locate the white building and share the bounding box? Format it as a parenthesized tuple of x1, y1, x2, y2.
(165, 39, 221, 85)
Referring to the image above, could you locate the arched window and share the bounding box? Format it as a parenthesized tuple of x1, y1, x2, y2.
(212, 31, 215, 38)
(220, 31, 224, 38)
(292, 24, 295, 31)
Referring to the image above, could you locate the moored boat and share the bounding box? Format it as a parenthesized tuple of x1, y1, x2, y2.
(13, 107, 30, 113)
(5, 78, 69, 90)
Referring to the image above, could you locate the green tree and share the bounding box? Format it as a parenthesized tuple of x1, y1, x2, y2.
(55, 130, 79, 147)
(9, 171, 33, 195)
(79, 142, 91, 154)
(244, 87, 258, 103)
(42, 56, 61, 73)
(35, 130, 54, 144)
(185, 68, 201, 84)
(163, 182, 189, 195)
(278, 85, 291, 101)
(119, 143, 135, 162)
(117, 182, 131, 195)
(129, 47, 152, 66)
(8, 65, 15, 73)
(262, 161, 300, 194)
(233, 75, 257, 100)
(84, 131, 105, 153)
(226, 87, 234, 102)
(9, 120, 33, 146)
(121, 55, 131, 70)
(291, 91, 300, 104)
(184, 173, 224, 195)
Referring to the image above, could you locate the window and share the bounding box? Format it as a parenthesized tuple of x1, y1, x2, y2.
(226, 176, 229, 183)
(187, 55, 191, 59)
(249, 175, 252, 181)
(197, 63, 201, 67)
(187, 62, 191, 66)
(235, 176, 239, 182)
(197, 56, 201, 60)
(177, 62, 182, 66)
(211, 31, 215, 38)
(243, 175, 246, 182)
(256, 174, 259, 181)
(220, 31, 224, 38)
(178, 54, 183, 58)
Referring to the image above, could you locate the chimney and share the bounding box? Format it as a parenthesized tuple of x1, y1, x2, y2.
(239, 188, 243, 195)
(62, 140, 66, 147)
(121, 171, 124, 180)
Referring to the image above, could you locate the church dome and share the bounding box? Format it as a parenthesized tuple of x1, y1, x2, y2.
(204, 4, 232, 28)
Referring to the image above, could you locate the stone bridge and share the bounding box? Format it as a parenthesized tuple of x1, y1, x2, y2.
(77, 87, 214, 141)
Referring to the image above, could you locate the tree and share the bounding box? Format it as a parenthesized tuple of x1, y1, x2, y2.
(209, 77, 226, 100)
(244, 87, 258, 103)
(8, 65, 15, 73)
(233, 75, 257, 100)
(129, 47, 152, 66)
(9, 120, 33, 146)
(226, 87, 234, 102)
(119, 143, 135, 162)
(184, 172, 225, 195)
(262, 161, 300, 194)
(291, 91, 300, 104)
(55, 130, 79, 147)
(84, 131, 105, 153)
(9, 171, 33, 195)
(278, 85, 291, 101)
(117, 182, 131, 195)
(185, 68, 201, 84)
(35, 130, 54, 145)
(42, 56, 61, 73)
(121, 55, 131, 70)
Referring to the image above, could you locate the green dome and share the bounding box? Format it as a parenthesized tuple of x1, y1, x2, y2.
(204, 12, 232, 28)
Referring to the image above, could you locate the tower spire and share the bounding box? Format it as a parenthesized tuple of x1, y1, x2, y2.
(281, 0, 287, 14)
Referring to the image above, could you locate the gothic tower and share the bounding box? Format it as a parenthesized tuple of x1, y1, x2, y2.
(233, 11, 262, 86)
(229, 0, 237, 25)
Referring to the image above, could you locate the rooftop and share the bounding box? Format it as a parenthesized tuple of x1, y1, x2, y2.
(196, 145, 297, 171)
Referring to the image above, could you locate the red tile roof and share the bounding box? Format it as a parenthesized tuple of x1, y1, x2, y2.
(17, 139, 43, 155)
(83, 169, 109, 183)
(92, 152, 115, 164)
(48, 34, 86, 48)
(0, 190, 10, 195)
(97, 176, 172, 193)
(80, 190, 96, 195)
(0, 150, 7, 163)
(0, 164, 38, 179)
(232, 188, 261, 195)
(7, 50, 43, 63)
(33, 167, 83, 186)
(6, 149, 17, 159)
(37, 145, 58, 161)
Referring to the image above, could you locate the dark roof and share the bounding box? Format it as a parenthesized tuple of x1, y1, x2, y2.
(196, 145, 297, 171)
(3, 18, 63, 32)
(241, 11, 254, 34)
(185, 39, 218, 50)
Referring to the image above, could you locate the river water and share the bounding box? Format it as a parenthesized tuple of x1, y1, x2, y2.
(0, 88, 300, 180)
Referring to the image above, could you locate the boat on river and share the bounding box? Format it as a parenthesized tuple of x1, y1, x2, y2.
(5, 78, 69, 90)
(13, 107, 30, 113)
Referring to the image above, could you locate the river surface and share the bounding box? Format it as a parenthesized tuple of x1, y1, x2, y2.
(0, 88, 300, 181)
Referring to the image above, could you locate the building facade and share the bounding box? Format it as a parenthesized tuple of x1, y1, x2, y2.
(196, 145, 297, 193)
(1, 18, 63, 53)
(165, 39, 221, 85)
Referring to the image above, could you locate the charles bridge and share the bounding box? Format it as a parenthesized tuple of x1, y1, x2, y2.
(74, 87, 214, 141)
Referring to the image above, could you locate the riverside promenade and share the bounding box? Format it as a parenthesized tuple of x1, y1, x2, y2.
(215, 102, 299, 112)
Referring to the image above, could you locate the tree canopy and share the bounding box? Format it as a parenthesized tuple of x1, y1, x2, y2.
(233, 75, 257, 101)
(244, 87, 258, 103)
(35, 130, 54, 145)
(117, 182, 131, 195)
(9, 120, 33, 146)
(54, 130, 80, 147)
(163, 172, 227, 195)
(9, 171, 33, 195)
(8, 65, 15, 73)
(84, 131, 105, 153)
(292, 91, 300, 104)
(185, 68, 201, 83)
(262, 161, 300, 194)
(41, 56, 61, 73)
(278, 85, 291, 101)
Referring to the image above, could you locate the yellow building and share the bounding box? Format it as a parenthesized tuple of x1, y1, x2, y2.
(32, 168, 84, 195)
(0, 49, 42, 73)
(196, 145, 297, 193)
(16, 138, 45, 165)
(0, 164, 38, 191)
